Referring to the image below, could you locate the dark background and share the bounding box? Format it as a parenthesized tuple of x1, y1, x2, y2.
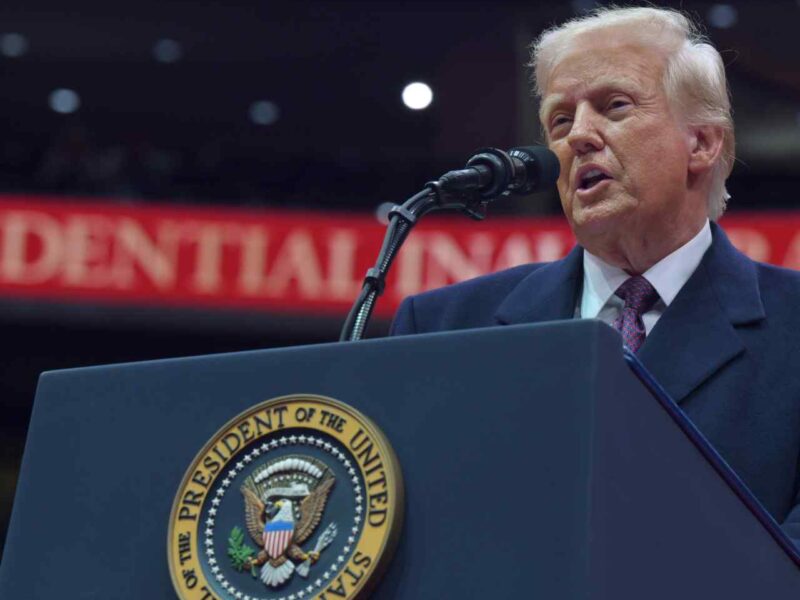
(1, 0, 799, 559)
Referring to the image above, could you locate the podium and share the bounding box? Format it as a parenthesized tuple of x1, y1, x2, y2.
(1, 320, 799, 598)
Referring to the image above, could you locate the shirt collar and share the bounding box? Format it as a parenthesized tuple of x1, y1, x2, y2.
(580, 219, 712, 318)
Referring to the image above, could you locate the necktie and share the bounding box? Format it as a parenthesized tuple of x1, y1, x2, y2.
(612, 276, 660, 352)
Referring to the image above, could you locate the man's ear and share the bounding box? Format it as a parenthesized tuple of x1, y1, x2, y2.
(687, 124, 725, 175)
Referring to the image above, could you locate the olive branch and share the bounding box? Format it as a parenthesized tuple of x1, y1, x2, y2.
(228, 526, 257, 576)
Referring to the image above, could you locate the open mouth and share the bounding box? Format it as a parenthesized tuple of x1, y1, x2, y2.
(578, 168, 612, 191)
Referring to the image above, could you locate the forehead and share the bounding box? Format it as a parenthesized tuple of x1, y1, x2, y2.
(540, 36, 667, 117)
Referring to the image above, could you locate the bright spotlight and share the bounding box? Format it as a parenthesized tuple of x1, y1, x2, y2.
(49, 88, 80, 114)
(0, 33, 28, 58)
(153, 38, 183, 63)
(707, 4, 738, 29)
(402, 82, 433, 110)
(249, 101, 280, 125)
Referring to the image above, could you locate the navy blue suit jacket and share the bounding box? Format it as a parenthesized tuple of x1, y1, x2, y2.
(391, 222, 800, 545)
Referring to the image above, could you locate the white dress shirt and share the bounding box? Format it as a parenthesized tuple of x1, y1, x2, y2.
(577, 220, 712, 334)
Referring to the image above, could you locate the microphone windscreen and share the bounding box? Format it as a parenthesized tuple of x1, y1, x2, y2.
(510, 146, 560, 189)
(509, 146, 561, 187)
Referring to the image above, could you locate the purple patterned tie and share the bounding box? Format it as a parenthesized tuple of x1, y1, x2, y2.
(612, 276, 660, 353)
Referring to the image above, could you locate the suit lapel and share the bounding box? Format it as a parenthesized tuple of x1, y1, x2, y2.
(494, 245, 583, 325)
(638, 223, 765, 404)
(492, 222, 765, 405)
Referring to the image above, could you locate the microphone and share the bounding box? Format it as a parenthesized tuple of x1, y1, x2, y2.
(438, 146, 560, 200)
(341, 145, 558, 341)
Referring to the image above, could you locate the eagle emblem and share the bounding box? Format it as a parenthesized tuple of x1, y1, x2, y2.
(233, 454, 338, 588)
(169, 396, 403, 600)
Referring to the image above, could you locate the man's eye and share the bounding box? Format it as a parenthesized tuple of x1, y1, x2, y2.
(607, 98, 630, 110)
(551, 115, 572, 129)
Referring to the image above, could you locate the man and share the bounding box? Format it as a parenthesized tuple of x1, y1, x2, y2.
(390, 7, 800, 546)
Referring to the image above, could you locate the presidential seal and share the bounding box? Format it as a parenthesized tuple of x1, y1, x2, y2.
(168, 394, 403, 600)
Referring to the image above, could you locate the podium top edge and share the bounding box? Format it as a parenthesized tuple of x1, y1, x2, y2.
(37, 319, 622, 380)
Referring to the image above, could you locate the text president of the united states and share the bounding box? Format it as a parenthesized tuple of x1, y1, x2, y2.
(390, 6, 800, 546)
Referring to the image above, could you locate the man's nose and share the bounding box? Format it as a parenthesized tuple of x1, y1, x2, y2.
(567, 105, 604, 155)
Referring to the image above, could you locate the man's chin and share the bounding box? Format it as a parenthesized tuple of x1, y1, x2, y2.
(573, 202, 626, 227)
(568, 200, 634, 244)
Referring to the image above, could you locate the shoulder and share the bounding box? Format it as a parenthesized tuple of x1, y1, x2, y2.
(708, 222, 800, 315)
(721, 251, 800, 327)
(389, 263, 545, 335)
(711, 221, 800, 293)
(755, 261, 800, 301)
(755, 260, 800, 284)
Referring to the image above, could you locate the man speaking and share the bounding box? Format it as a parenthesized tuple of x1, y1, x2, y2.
(390, 7, 800, 545)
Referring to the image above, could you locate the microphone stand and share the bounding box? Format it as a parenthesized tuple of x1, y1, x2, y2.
(339, 145, 559, 341)
(339, 181, 487, 342)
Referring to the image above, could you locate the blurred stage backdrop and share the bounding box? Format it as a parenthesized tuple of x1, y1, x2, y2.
(1, 0, 799, 558)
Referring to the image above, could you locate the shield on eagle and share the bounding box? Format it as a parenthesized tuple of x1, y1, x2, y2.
(263, 517, 294, 560)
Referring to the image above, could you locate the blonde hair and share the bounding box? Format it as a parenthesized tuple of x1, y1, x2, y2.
(530, 6, 734, 220)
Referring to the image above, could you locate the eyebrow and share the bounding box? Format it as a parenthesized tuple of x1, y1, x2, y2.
(539, 75, 645, 124)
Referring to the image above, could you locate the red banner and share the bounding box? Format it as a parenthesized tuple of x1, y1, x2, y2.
(0, 195, 797, 318)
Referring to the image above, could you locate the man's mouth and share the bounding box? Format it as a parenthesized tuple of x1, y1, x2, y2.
(578, 168, 613, 191)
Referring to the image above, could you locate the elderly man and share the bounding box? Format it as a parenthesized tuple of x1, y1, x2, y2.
(390, 7, 800, 545)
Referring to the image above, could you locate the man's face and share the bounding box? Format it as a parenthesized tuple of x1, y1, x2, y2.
(540, 35, 702, 259)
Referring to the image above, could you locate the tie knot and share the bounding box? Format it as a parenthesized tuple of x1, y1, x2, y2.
(615, 276, 660, 315)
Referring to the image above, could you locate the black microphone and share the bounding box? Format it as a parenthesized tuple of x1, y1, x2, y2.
(340, 145, 559, 341)
(438, 146, 560, 200)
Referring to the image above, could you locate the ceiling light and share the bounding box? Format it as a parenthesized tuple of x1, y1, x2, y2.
(153, 39, 183, 63)
(49, 88, 80, 114)
(402, 82, 433, 110)
(0, 33, 28, 58)
(249, 101, 280, 125)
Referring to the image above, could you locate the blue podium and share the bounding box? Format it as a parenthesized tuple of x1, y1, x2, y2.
(1, 320, 799, 598)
